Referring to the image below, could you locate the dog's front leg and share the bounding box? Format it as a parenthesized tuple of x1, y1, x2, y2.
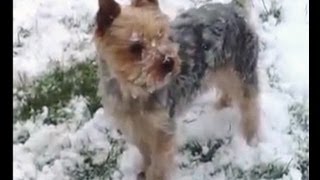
(146, 128, 175, 180)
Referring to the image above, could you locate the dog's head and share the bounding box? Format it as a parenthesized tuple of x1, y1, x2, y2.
(94, 0, 181, 97)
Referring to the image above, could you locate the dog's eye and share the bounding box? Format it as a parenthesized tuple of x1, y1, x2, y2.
(130, 41, 144, 55)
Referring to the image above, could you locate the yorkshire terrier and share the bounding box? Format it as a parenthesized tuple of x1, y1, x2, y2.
(94, 0, 260, 179)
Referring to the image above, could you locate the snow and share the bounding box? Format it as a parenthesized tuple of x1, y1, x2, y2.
(14, 101, 122, 180)
(13, 0, 309, 179)
(13, 0, 98, 82)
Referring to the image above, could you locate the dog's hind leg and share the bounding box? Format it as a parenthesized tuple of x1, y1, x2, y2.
(237, 82, 260, 145)
(210, 67, 260, 145)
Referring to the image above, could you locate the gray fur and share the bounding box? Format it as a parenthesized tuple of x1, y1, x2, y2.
(157, 2, 260, 117)
(100, 2, 259, 121)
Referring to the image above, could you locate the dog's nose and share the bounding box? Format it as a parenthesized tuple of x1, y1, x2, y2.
(162, 56, 174, 73)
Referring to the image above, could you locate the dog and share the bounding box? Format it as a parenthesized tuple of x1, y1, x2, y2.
(94, 0, 260, 179)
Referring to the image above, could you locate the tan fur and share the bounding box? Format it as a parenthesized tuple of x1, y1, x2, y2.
(103, 92, 175, 179)
(215, 92, 232, 110)
(95, 0, 260, 179)
(96, 1, 178, 176)
(95, 5, 181, 99)
(209, 66, 260, 143)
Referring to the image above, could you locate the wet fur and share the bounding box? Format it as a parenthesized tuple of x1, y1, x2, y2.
(94, 0, 260, 179)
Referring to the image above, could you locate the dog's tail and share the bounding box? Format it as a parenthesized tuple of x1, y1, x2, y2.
(231, 0, 252, 18)
(232, 0, 258, 29)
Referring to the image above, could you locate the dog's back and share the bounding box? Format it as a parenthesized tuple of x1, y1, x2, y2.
(170, 2, 259, 83)
(161, 2, 260, 123)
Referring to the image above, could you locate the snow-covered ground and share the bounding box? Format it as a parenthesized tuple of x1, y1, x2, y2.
(13, 0, 309, 179)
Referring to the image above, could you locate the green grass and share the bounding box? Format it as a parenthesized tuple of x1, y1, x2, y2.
(288, 101, 309, 180)
(71, 136, 125, 180)
(13, 59, 125, 179)
(179, 139, 292, 179)
(13, 59, 101, 124)
(222, 163, 290, 179)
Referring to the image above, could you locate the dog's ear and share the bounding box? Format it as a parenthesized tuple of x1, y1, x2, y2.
(96, 0, 121, 36)
(131, 0, 159, 8)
